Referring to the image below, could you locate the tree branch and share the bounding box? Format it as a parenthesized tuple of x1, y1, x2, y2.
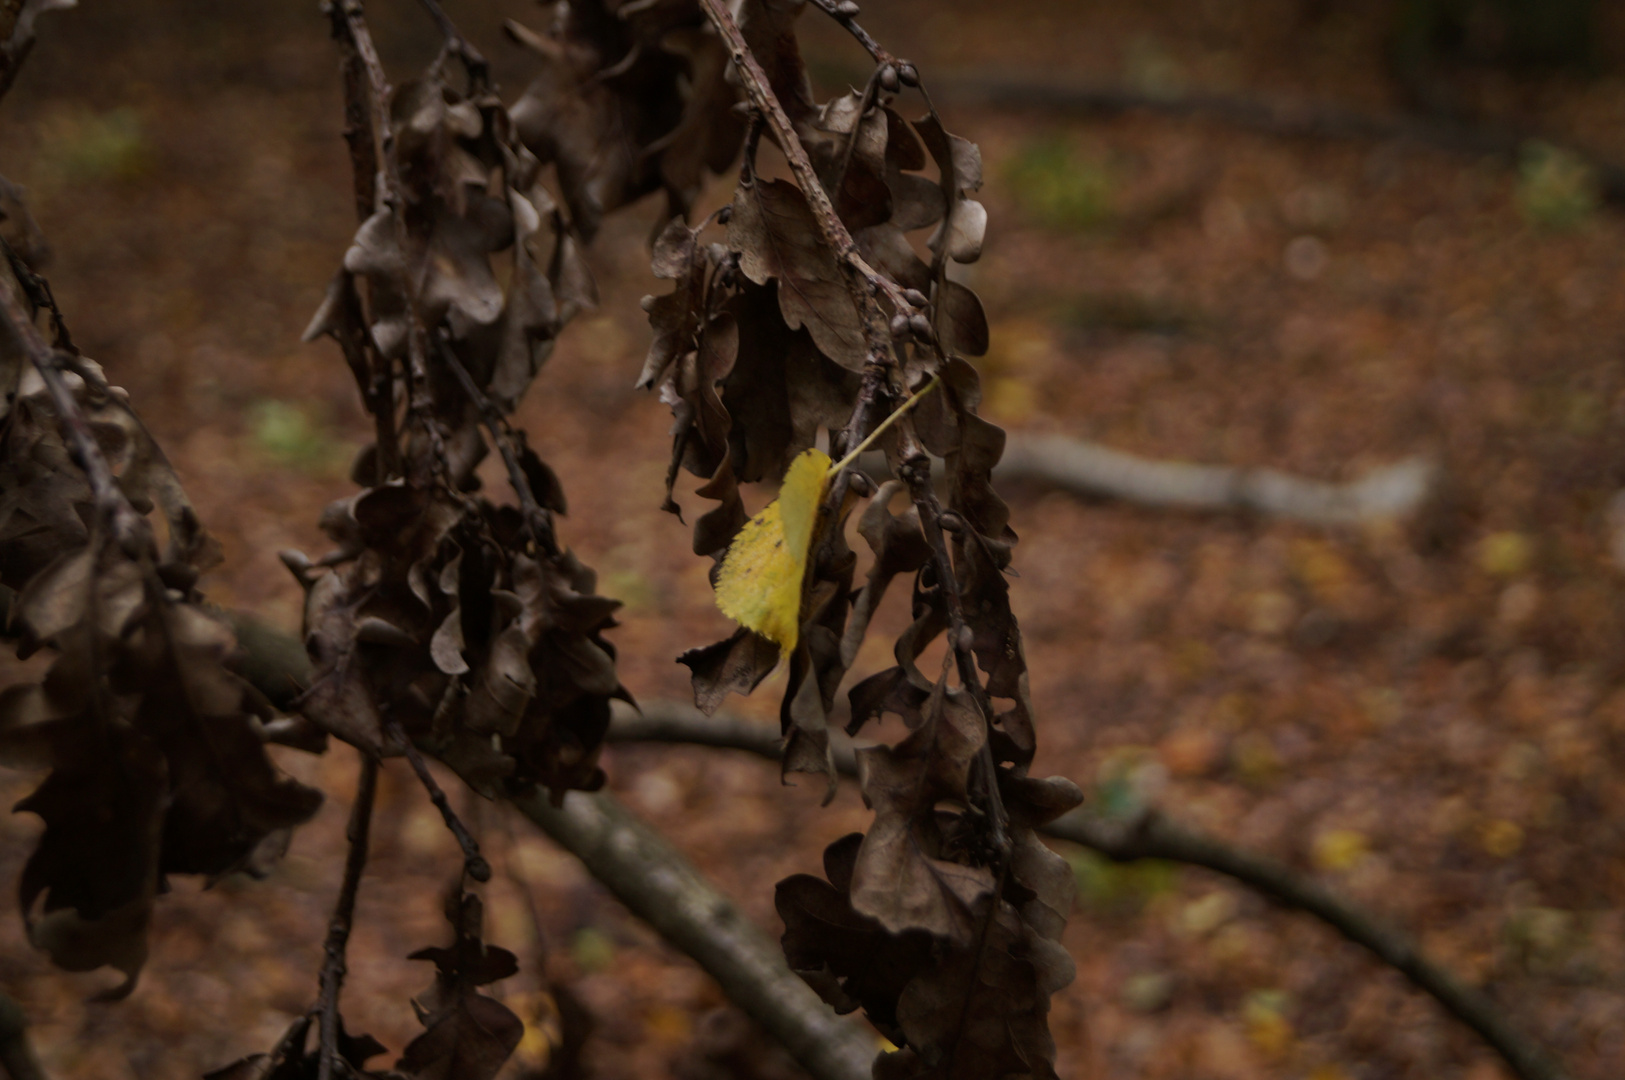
(898, 447, 1009, 851)
(995, 435, 1439, 527)
(1045, 808, 1571, 1080)
(804, 0, 891, 68)
(434, 332, 560, 557)
(695, 0, 912, 366)
(0, 256, 148, 554)
(508, 787, 876, 1080)
(316, 751, 377, 1080)
(386, 718, 492, 883)
(0, 0, 74, 105)
(603, 698, 1572, 1080)
(412, 0, 488, 91)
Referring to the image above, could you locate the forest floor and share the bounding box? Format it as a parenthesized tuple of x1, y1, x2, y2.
(3, 1, 1625, 1078)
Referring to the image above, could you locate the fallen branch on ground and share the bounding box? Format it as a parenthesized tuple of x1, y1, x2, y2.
(856, 434, 1439, 526)
(998, 434, 1438, 527)
(934, 73, 1625, 207)
(25, 605, 1560, 1079)
(606, 698, 1570, 1080)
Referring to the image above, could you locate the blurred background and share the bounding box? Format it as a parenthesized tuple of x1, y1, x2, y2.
(4, 0, 1625, 1077)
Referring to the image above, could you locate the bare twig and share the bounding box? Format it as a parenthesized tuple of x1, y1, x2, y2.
(325, 0, 401, 479)
(0, 263, 147, 553)
(316, 751, 378, 1080)
(602, 698, 1573, 1080)
(413, 0, 488, 90)
(325, 0, 435, 463)
(804, 0, 890, 67)
(386, 719, 492, 883)
(696, 0, 912, 363)
(509, 788, 875, 1080)
(0, 0, 74, 104)
(1046, 808, 1571, 1080)
(896, 448, 1009, 853)
(434, 332, 561, 557)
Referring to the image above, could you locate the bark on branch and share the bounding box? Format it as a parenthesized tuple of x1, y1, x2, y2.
(996, 434, 1439, 527)
(847, 435, 1438, 526)
(507, 787, 876, 1080)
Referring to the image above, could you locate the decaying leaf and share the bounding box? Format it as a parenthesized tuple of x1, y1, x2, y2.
(397, 890, 524, 1080)
(0, 539, 321, 997)
(613, 4, 1081, 1071)
(203, 1016, 389, 1080)
(728, 179, 867, 371)
(508, 0, 745, 237)
(293, 53, 630, 803)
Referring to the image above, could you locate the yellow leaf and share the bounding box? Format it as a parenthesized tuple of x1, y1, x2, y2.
(715, 448, 831, 656)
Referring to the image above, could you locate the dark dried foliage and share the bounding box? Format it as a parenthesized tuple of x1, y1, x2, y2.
(0, 255, 321, 999)
(635, 0, 1076, 1074)
(1, 2, 1080, 1077)
(290, 36, 629, 804)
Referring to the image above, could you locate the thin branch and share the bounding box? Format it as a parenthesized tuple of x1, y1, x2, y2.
(325, 0, 434, 471)
(602, 698, 1573, 1080)
(896, 445, 1009, 853)
(1046, 808, 1571, 1080)
(804, 0, 890, 67)
(316, 751, 378, 1080)
(0, 262, 147, 554)
(386, 718, 492, 883)
(413, 0, 489, 90)
(695, 0, 912, 355)
(325, 0, 402, 480)
(938, 435, 1440, 527)
(0, 0, 74, 105)
(434, 332, 561, 557)
(508, 787, 875, 1080)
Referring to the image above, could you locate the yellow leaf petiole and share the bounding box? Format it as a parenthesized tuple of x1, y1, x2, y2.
(827, 374, 942, 477)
